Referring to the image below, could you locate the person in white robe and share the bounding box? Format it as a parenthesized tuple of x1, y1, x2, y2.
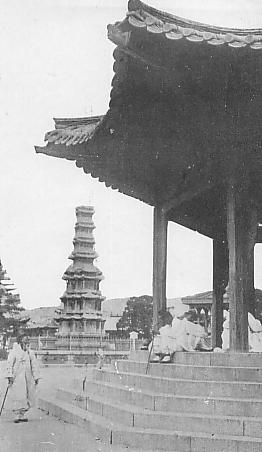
(151, 310, 209, 362)
(248, 313, 262, 352)
(5, 335, 40, 422)
(150, 311, 176, 362)
(222, 310, 230, 351)
(176, 312, 209, 352)
(222, 311, 262, 352)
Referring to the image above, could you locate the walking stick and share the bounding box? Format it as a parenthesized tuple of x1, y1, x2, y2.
(145, 334, 155, 375)
(0, 384, 9, 416)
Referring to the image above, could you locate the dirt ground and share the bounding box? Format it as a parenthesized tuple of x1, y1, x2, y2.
(0, 362, 138, 452)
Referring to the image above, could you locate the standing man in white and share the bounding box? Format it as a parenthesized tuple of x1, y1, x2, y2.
(5, 335, 40, 423)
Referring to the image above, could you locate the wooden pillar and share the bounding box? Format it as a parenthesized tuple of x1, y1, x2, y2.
(226, 180, 257, 351)
(212, 238, 228, 349)
(152, 206, 168, 332)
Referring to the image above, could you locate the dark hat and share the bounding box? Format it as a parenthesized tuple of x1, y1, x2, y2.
(184, 310, 198, 322)
(16, 334, 29, 344)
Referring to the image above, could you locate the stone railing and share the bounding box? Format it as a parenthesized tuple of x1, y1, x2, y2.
(25, 335, 143, 352)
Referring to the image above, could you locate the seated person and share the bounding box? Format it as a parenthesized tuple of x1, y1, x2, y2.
(150, 309, 210, 362)
(177, 311, 210, 352)
(150, 310, 177, 363)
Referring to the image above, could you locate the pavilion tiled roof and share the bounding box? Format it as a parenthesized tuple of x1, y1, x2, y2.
(124, 0, 262, 50)
(36, 0, 262, 238)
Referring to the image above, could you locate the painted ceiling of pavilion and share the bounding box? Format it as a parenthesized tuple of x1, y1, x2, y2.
(36, 0, 262, 238)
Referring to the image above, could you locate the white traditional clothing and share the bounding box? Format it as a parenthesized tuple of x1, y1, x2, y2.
(222, 311, 230, 350)
(96, 348, 105, 369)
(248, 313, 262, 352)
(152, 316, 207, 356)
(5, 343, 40, 417)
(222, 311, 262, 352)
(176, 318, 207, 351)
(152, 324, 177, 355)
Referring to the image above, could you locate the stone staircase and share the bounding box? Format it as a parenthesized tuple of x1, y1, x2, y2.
(38, 351, 262, 451)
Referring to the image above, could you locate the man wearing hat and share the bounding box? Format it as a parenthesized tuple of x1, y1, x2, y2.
(5, 334, 40, 423)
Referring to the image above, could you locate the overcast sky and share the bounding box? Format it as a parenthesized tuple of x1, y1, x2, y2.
(1, 0, 262, 309)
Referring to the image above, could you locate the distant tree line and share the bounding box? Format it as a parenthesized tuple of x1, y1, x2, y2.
(116, 295, 153, 339)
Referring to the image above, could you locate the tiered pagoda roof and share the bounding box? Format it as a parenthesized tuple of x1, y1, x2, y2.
(63, 206, 103, 282)
(56, 206, 105, 334)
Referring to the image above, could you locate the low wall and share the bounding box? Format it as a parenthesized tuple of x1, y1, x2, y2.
(26, 336, 143, 352)
(36, 349, 130, 365)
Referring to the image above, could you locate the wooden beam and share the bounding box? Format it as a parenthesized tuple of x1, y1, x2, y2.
(152, 206, 168, 332)
(162, 179, 213, 215)
(212, 238, 228, 349)
(168, 212, 214, 239)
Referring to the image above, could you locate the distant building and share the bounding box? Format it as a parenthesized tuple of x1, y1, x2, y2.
(20, 307, 59, 337)
(182, 291, 229, 313)
(104, 316, 121, 338)
(55, 206, 106, 348)
(182, 289, 262, 331)
(102, 297, 128, 338)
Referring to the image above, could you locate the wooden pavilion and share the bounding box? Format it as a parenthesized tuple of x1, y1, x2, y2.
(182, 289, 262, 333)
(36, 0, 262, 351)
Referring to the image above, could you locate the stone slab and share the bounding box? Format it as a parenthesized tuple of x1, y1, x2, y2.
(84, 378, 262, 418)
(118, 360, 262, 382)
(58, 386, 262, 438)
(94, 368, 262, 399)
(172, 352, 262, 368)
(39, 396, 262, 451)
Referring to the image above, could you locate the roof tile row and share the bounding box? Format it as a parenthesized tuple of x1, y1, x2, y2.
(127, 7, 262, 49)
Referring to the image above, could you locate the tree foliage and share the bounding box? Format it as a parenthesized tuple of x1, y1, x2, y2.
(0, 289, 25, 338)
(0, 262, 26, 344)
(116, 295, 153, 339)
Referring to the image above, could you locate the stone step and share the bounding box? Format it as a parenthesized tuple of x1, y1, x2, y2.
(94, 367, 262, 399)
(56, 388, 89, 410)
(83, 379, 262, 417)
(130, 351, 262, 368)
(56, 387, 262, 438)
(118, 360, 262, 382)
(173, 351, 262, 368)
(38, 395, 262, 451)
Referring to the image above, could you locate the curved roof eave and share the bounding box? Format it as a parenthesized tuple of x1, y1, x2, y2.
(35, 115, 104, 159)
(123, 0, 262, 49)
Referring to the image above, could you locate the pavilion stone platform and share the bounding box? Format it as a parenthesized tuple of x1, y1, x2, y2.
(38, 350, 262, 451)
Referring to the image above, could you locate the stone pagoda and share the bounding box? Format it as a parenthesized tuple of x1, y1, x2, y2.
(56, 206, 106, 349)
